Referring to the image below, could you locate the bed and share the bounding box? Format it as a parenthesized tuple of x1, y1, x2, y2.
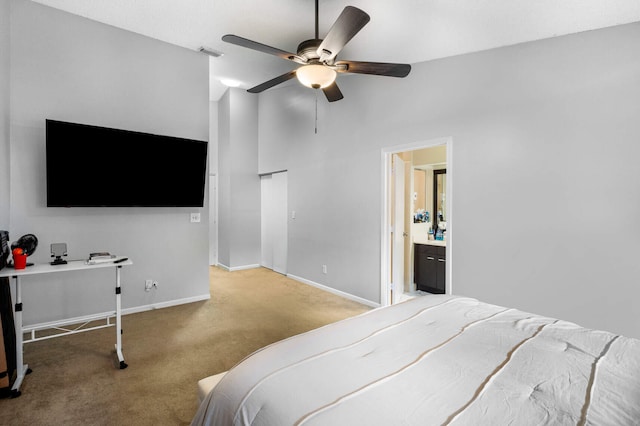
(191, 294, 640, 425)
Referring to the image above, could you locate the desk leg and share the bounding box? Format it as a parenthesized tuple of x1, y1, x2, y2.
(11, 275, 30, 397)
(115, 266, 127, 369)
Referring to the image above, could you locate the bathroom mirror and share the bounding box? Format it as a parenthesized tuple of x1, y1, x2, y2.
(433, 169, 446, 228)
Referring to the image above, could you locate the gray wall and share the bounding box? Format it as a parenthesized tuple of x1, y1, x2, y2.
(7, 0, 210, 324)
(218, 91, 231, 267)
(0, 0, 9, 228)
(217, 88, 260, 270)
(256, 22, 640, 339)
(209, 101, 219, 175)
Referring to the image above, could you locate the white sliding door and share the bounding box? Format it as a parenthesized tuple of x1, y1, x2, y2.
(261, 175, 274, 269)
(271, 172, 288, 274)
(261, 171, 288, 274)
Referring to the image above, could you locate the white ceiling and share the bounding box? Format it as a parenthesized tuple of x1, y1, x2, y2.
(31, 0, 640, 101)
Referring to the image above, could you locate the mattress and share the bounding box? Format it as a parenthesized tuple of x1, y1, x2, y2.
(191, 295, 640, 425)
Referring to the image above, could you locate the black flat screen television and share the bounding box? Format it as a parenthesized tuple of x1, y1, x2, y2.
(46, 119, 208, 207)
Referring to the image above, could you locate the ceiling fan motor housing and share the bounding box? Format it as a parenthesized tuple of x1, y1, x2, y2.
(296, 39, 323, 62)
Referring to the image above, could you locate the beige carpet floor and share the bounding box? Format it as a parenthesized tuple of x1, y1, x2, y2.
(0, 266, 371, 425)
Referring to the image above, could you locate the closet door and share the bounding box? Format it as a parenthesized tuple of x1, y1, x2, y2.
(260, 172, 288, 274)
(271, 172, 288, 274)
(261, 175, 274, 270)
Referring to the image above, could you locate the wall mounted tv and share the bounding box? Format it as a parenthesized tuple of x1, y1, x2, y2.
(46, 119, 208, 207)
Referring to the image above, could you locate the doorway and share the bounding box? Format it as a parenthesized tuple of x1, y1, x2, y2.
(381, 138, 453, 306)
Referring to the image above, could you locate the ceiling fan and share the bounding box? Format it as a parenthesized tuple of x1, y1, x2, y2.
(222, 0, 411, 102)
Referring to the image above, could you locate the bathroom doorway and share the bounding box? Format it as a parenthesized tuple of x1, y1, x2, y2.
(381, 138, 453, 306)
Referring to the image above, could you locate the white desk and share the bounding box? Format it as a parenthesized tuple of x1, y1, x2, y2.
(0, 258, 132, 397)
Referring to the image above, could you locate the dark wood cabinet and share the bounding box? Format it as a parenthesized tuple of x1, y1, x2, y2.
(414, 243, 446, 294)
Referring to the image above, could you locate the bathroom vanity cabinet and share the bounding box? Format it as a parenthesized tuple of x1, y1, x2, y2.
(414, 243, 446, 294)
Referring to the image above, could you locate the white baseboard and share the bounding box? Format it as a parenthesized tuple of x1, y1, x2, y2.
(23, 293, 211, 331)
(122, 293, 211, 315)
(217, 263, 261, 272)
(286, 274, 380, 308)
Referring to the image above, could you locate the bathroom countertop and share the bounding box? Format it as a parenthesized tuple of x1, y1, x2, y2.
(413, 236, 446, 247)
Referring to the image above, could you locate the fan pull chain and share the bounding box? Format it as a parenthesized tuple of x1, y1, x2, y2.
(315, 90, 318, 134)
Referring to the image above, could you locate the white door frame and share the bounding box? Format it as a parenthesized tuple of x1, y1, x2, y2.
(380, 137, 453, 306)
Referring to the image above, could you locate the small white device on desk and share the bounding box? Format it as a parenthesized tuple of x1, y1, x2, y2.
(0, 256, 132, 397)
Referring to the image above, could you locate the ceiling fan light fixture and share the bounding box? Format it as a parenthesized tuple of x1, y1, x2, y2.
(296, 64, 336, 89)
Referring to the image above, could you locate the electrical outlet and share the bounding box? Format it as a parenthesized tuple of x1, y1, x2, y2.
(190, 212, 201, 223)
(322, 265, 327, 274)
(145, 280, 159, 291)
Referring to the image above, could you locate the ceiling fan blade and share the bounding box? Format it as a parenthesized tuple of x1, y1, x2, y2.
(317, 6, 370, 63)
(322, 82, 344, 102)
(335, 60, 411, 78)
(222, 34, 302, 63)
(247, 70, 297, 93)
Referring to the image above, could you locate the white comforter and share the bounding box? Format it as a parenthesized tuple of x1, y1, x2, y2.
(192, 295, 640, 425)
